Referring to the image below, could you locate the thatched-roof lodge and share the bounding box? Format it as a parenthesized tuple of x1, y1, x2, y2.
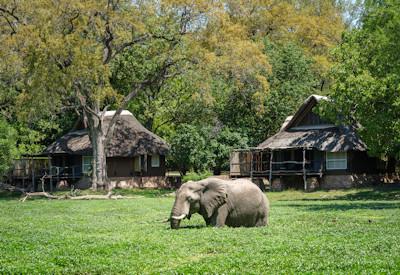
(230, 95, 387, 190)
(45, 110, 168, 175)
(12, 110, 171, 190)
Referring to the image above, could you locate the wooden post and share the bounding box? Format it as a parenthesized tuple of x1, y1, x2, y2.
(143, 154, 148, 173)
(31, 160, 35, 192)
(57, 166, 60, 190)
(49, 156, 53, 192)
(319, 157, 323, 178)
(269, 150, 273, 188)
(50, 171, 53, 192)
(303, 148, 307, 191)
(250, 151, 253, 179)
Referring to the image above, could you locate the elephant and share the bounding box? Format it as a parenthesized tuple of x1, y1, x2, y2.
(170, 178, 269, 229)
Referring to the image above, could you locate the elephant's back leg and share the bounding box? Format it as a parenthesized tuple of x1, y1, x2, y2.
(255, 212, 268, 227)
(256, 195, 269, 226)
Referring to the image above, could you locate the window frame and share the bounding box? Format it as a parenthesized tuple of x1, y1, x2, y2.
(82, 156, 93, 175)
(326, 152, 347, 170)
(151, 154, 160, 168)
(133, 155, 141, 172)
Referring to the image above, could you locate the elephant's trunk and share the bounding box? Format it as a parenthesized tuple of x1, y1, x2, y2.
(170, 195, 190, 229)
(170, 204, 188, 229)
(170, 218, 181, 229)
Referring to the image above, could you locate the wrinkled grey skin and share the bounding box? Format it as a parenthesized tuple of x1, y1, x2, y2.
(170, 178, 269, 229)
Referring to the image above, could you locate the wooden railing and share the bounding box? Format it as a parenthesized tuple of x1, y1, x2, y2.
(12, 165, 83, 179)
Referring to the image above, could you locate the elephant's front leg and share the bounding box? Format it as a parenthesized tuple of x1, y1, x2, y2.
(210, 204, 229, 227)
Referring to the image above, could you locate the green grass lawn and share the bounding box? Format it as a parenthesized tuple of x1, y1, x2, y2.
(1, 187, 400, 274)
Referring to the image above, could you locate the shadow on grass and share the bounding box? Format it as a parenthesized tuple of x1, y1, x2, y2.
(175, 224, 207, 229)
(287, 201, 400, 212)
(293, 185, 400, 202)
(0, 190, 22, 201)
(334, 185, 400, 201)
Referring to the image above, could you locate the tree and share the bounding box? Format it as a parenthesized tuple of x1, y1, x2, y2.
(1, 0, 152, 189)
(168, 124, 248, 175)
(215, 41, 319, 145)
(224, 0, 345, 78)
(0, 118, 18, 179)
(1, 0, 346, 187)
(259, 41, 320, 141)
(168, 124, 214, 176)
(325, 0, 400, 163)
(110, 1, 271, 137)
(1, 0, 270, 189)
(210, 127, 248, 175)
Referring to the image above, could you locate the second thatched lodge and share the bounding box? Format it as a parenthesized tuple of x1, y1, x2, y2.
(230, 95, 393, 190)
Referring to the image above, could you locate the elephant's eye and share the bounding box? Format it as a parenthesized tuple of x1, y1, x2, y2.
(187, 197, 194, 202)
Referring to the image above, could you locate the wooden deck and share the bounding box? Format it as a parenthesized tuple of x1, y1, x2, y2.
(11, 161, 83, 192)
(230, 148, 324, 190)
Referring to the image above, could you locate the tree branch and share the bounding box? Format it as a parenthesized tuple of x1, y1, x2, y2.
(105, 83, 143, 143)
(112, 34, 149, 57)
(74, 84, 100, 121)
(0, 6, 21, 23)
(103, 22, 114, 64)
(0, 13, 16, 35)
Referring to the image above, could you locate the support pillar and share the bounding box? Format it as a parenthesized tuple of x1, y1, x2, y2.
(250, 151, 253, 179)
(303, 148, 307, 190)
(31, 157, 35, 192)
(269, 150, 273, 189)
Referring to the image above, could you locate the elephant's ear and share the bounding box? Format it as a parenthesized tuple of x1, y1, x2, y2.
(200, 180, 227, 218)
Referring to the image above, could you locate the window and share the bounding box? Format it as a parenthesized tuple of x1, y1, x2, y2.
(151, 154, 160, 167)
(82, 156, 93, 175)
(134, 156, 141, 172)
(326, 152, 347, 170)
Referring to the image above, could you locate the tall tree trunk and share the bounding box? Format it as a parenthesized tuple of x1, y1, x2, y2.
(87, 112, 108, 190)
(90, 128, 108, 190)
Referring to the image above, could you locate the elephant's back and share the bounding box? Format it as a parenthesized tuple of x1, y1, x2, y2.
(226, 179, 269, 227)
(228, 179, 265, 196)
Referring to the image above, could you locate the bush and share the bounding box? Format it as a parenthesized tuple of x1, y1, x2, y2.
(0, 118, 18, 179)
(168, 124, 214, 176)
(182, 170, 212, 183)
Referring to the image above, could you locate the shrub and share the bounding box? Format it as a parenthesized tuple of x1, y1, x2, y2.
(182, 170, 212, 183)
(0, 118, 18, 179)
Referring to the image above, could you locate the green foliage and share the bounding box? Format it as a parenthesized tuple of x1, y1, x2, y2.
(260, 41, 320, 139)
(182, 171, 213, 183)
(215, 41, 319, 146)
(168, 124, 249, 175)
(0, 118, 18, 177)
(0, 0, 346, 177)
(0, 188, 400, 273)
(7, 110, 78, 156)
(210, 127, 249, 174)
(326, 0, 400, 159)
(168, 124, 214, 175)
(111, 41, 212, 134)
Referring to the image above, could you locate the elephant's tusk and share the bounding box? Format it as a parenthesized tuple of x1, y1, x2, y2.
(171, 214, 186, 220)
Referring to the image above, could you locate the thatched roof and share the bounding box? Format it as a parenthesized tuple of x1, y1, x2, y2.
(257, 95, 367, 152)
(44, 111, 169, 156)
(258, 126, 367, 151)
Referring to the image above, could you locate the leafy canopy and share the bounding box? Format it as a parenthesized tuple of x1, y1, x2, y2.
(325, 0, 400, 158)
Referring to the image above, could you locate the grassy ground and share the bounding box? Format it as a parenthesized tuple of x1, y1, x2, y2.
(1, 186, 400, 274)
